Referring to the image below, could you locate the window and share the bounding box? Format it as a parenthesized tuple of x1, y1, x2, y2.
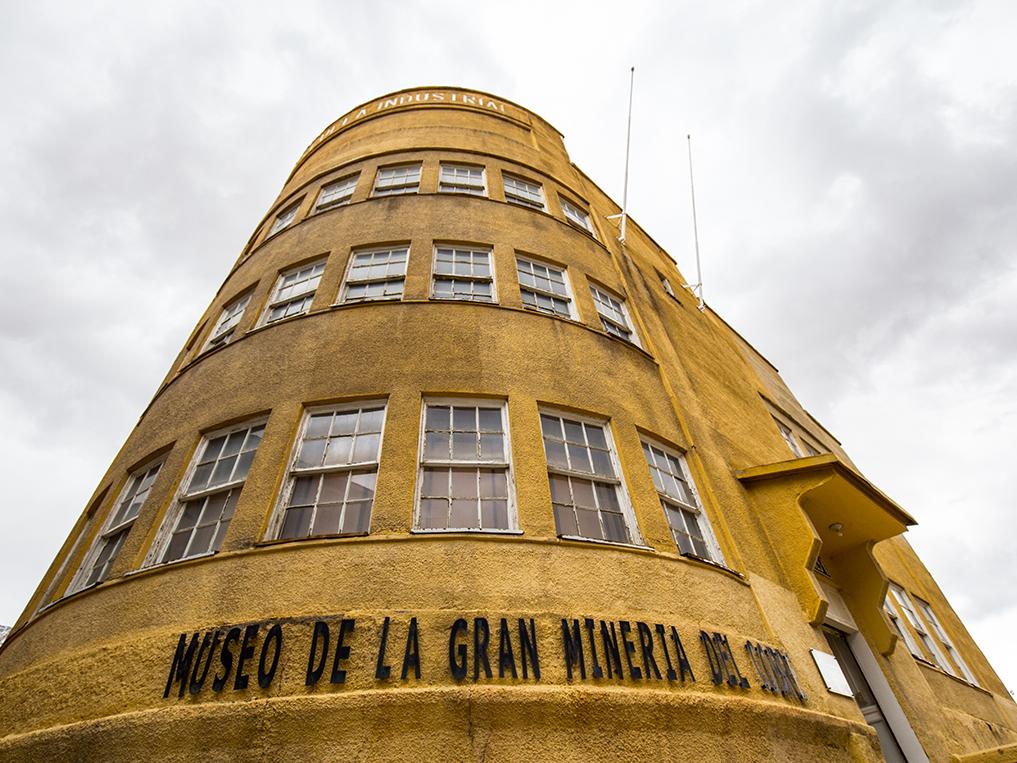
(560, 197, 593, 234)
(261, 260, 326, 324)
(889, 585, 953, 672)
(659, 274, 676, 297)
(590, 285, 638, 344)
(642, 440, 723, 563)
(439, 163, 485, 195)
(503, 173, 545, 210)
(268, 199, 302, 236)
(272, 404, 387, 540)
(432, 245, 495, 302)
(154, 421, 265, 564)
(70, 459, 163, 591)
(315, 174, 359, 211)
(915, 598, 979, 685)
(883, 589, 924, 658)
(516, 256, 575, 318)
(773, 416, 804, 457)
(203, 293, 251, 352)
(373, 164, 421, 196)
(801, 439, 821, 457)
(341, 246, 408, 303)
(416, 400, 515, 532)
(540, 411, 638, 545)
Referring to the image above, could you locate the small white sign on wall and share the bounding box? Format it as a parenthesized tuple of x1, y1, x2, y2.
(810, 649, 853, 697)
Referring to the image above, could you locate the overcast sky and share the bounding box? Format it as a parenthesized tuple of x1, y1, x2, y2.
(1, 1, 1014, 694)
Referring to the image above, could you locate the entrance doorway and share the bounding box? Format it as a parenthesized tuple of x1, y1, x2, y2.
(823, 626, 907, 762)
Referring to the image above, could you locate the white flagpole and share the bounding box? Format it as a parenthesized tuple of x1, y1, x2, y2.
(687, 134, 705, 311)
(620, 66, 635, 244)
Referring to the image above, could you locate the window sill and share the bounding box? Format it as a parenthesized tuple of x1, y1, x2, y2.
(678, 551, 744, 579)
(914, 658, 988, 694)
(428, 296, 500, 306)
(558, 534, 654, 552)
(411, 528, 524, 536)
(131, 550, 217, 574)
(255, 532, 370, 548)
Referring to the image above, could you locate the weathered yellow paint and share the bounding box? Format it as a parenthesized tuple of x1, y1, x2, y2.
(1, 87, 1015, 761)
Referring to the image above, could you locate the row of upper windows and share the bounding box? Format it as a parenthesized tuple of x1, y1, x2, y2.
(881, 581, 979, 686)
(201, 245, 641, 355)
(261, 160, 597, 245)
(65, 401, 725, 596)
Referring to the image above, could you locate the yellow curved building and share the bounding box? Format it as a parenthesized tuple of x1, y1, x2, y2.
(1, 87, 1014, 762)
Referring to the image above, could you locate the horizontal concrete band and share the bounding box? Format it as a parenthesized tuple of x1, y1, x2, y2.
(0, 685, 881, 763)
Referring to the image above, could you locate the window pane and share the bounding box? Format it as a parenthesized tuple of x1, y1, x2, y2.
(450, 499, 478, 528)
(426, 405, 450, 430)
(296, 438, 326, 468)
(451, 468, 478, 498)
(421, 468, 447, 497)
(481, 500, 508, 529)
(342, 502, 372, 534)
(553, 504, 578, 536)
(576, 508, 602, 539)
(425, 431, 449, 460)
(602, 512, 629, 543)
(419, 498, 447, 529)
(280, 506, 312, 539)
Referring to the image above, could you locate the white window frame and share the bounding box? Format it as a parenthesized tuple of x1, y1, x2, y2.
(68, 456, 164, 592)
(315, 173, 359, 212)
(539, 407, 643, 548)
(338, 245, 409, 304)
(413, 397, 519, 534)
(431, 244, 497, 303)
(267, 401, 388, 541)
(145, 419, 266, 567)
(589, 283, 640, 346)
(559, 196, 595, 236)
(438, 163, 486, 196)
(502, 172, 545, 210)
(373, 163, 422, 197)
(659, 274, 676, 297)
(258, 258, 327, 326)
(883, 584, 925, 659)
(773, 416, 805, 457)
(914, 597, 979, 685)
(641, 437, 724, 564)
(202, 292, 252, 353)
(515, 255, 577, 320)
(890, 585, 953, 672)
(267, 198, 303, 237)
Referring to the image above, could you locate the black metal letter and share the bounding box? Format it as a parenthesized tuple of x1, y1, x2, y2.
(189, 630, 222, 695)
(449, 618, 468, 681)
(401, 617, 421, 680)
(473, 617, 492, 679)
(671, 627, 695, 683)
(600, 621, 623, 680)
(620, 621, 641, 680)
(305, 621, 330, 686)
(655, 624, 677, 681)
(164, 632, 200, 699)
(258, 623, 283, 689)
(329, 618, 355, 684)
(700, 630, 723, 685)
(637, 622, 661, 680)
(375, 617, 392, 680)
(518, 618, 541, 680)
(498, 618, 518, 679)
(561, 619, 586, 680)
(234, 623, 260, 690)
(213, 627, 241, 692)
(584, 618, 604, 678)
